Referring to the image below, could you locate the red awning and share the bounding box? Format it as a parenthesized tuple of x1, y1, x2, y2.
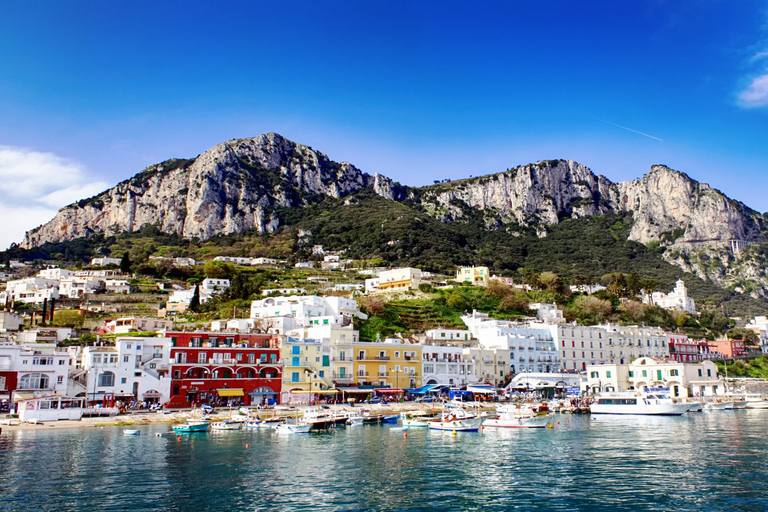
(375, 388, 405, 394)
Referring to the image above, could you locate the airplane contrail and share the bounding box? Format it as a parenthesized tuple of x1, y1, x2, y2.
(600, 119, 664, 142)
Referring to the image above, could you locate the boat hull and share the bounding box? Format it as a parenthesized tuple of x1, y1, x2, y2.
(428, 417, 484, 432)
(172, 423, 210, 432)
(483, 413, 553, 429)
(276, 424, 311, 433)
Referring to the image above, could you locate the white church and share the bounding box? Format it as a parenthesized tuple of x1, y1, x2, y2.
(644, 279, 696, 315)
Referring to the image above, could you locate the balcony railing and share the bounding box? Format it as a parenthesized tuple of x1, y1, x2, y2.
(376, 356, 390, 361)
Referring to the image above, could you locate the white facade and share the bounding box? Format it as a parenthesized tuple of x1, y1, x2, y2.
(0, 311, 24, 331)
(365, 278, 380, 294)
(106, 317, 174, 334)
(462, 346, 508, 385)
(295, 262, 314, 269)
(262, 287, 307, 296)
(584, 357, 722, 398)
(462, 311, 560, 374)
(645, 279, 696, 315)
(91, 257, 122, 267)
(37, 267, 75, 280)
(105, 279, 131, 294)
(59, 276, 104, 298)
(213, 256, 252, 266)
(82, 337, 172, 403)
(421, 345, 474, 387)
(554, 325, 609, 372)
(1, 342, 72, 402)
(1, 277, 60, 304)
(529, 303, 564, 324)
(250, 295, 367, 333)
(601, 324, 670, 364)
(252, 257, 277, 265)
(746, 316, 768, 354)
(425, 328, 473, 343)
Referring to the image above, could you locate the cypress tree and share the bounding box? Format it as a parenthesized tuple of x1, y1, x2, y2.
(189, 285, 201, 313)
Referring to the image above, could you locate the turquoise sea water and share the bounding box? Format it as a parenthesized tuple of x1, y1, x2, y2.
(2, 410, 768, 511)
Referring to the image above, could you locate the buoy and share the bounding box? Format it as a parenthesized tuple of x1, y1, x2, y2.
(245, 443, 250, 449)
(155, 433, 162, 437)
(548, 424, 553, 429)
(177, 436, 182, 441)
(403, 432, 407, 439)
(452, 430, 457, 436)
(557, 421, 560, 425)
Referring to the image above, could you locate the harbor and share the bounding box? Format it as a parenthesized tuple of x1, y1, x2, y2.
(2, 407, 768, 510)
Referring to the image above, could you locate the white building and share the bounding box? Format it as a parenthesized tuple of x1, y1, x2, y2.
(365, 278, 380, 294)
(462, 346, 508, 385)
(213, 256, 252, 266)
(81, 337, 172, 403)
(746, 316, 768, 354)
(554, 325, 609, 372)
(421, 345, 474, 387)
(333, 283, 364, 292)
(105, 279, 132, 294)
(0, 341, 72, 404)
(250, 295, 367, 334)
(295, 262, 314, 269)
(37, 267, 75, 280)
(529, 303, 564, 324)
(424, 328, 474, 344)
(583, 357, 722, 398)
(0, 311, 24, 331)
(1, 277, 60, 304)
(105, 317, 174, 334)
(252, 257, 278, 266)
(59, 276, 105, 298)
(91, 257, 122, 267)
(600, 324, 670, 365)
(262, 287, 307, 296)
(462, 311, 560, 374)
(645, 279, 696, 315)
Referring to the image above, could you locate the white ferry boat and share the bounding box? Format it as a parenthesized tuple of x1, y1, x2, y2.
(591, 391, 689, 416)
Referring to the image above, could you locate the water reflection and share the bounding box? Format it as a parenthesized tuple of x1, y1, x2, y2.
(1, 411, 767, 511)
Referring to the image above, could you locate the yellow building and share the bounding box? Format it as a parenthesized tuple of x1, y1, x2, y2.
(377, 268, 423, 292)
(455, 266, 489, 286)
(351, 340, 423, 389)
(280, 338, 333, 403)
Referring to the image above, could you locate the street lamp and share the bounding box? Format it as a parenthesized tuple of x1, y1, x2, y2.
(305, 369, 314, 406)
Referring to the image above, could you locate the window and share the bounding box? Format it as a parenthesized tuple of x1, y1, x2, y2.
(56, 376, 64, 384)
(656, 370, 662, 381)
(136, 345, 141, 351)
(123, 355, 129, 363)
(606, 371, 612, 378)
(629, 371, 634, 377)
(698, 369, 703, 377)
(291, 372, 300, 383)
(59, 359, 66, 365)
(121, 378, 127, 384)
(198, 353, 206, 363)
(707, 369, 712, 377)
(248, 354, 255, 364)
(670, 369, 679, 377)
(173, 370, 181, 379)
(642, 370, 647, 377)
(590, 372, 598, 378)
(292, 346, 301, 355)
(98, 372, 115, 387)
(319, 371, 325, 378)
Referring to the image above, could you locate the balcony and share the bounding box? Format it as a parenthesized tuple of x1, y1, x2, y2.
(375, 356, 391, 361)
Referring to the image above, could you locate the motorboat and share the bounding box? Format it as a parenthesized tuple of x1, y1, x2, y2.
(704, 400, 735, 411)
(428, 408, 484, 432)
(483, 405, 554, 429)
(172, 420, 210, 433)
(276, 422, 311, 434)
(122, 429, 141, 436)
(211, 420, 243, 431)
(301, 408, 338, 430)
(590, 391, 689, 416)
(745, 394, 768, 409)
(346, 416, 365, 427)
(400, 411, 433, 428)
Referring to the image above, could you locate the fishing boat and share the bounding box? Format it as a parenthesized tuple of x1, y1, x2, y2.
(172, 420, 210, 433)
(483, 405, 554, 429)
(275, 422, 311, 434)
(122, 429, 141, 436)
(704, 400, 735, 411)
(744, 394, 768, 409)
(591, 391, 689, 416)
(428, 408, 484, 432)
(301, 408, 338, 430)
(399, 411, 434, 428)
(211, 420, 243, 431)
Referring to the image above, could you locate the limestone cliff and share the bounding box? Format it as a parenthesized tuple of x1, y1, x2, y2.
(22, 133, 377, 247)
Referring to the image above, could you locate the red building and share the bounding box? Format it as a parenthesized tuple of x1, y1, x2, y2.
(668, 335, 703, 362)
(708, 339, 746, 359)
(165, 331, 282, 408)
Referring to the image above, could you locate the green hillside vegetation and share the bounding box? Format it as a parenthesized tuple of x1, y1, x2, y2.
(3, 188, 768, 319)
(717, 356, 768, 379)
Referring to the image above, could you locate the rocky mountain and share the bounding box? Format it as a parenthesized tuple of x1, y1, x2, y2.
(20, 133, 768, 295)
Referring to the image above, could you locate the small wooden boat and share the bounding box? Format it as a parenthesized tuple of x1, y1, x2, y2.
(172, 420, 210, 433)
(211, 420, 243, 431)
(123, 429, 141, 436)
(276, 423, 311, 434)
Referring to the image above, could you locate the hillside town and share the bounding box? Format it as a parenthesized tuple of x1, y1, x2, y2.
(1, 255, 767, 422)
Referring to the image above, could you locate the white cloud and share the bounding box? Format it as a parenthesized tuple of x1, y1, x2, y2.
(738, 71, 768, 107)
(0, 146, 110, 249)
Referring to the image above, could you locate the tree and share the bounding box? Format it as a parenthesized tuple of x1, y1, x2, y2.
(499, 293, 530, 314)
(52, 310, 84, 328)
(539, 271, 563, 294)
(518, 267, 540, 289)
(189, 285, 201, 313)
(573, 295, 613, 324)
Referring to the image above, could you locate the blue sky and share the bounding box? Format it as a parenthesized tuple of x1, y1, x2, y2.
(1, 1, 767, 249)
